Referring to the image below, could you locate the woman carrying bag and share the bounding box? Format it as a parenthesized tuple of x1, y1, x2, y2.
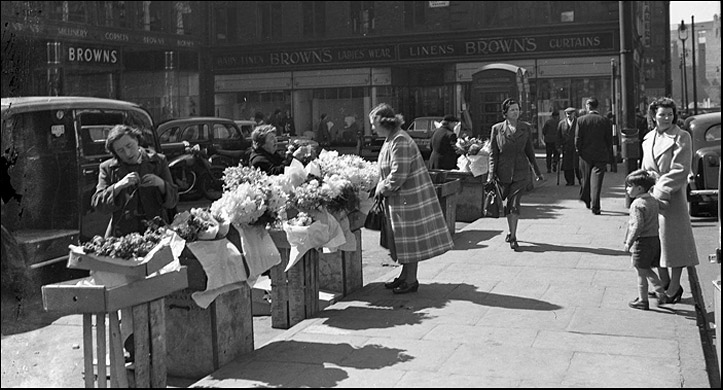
(486, 98, 544, 250)
(371, 103, 454, 294)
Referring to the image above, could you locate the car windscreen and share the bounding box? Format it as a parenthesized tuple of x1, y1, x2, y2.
(77, 109, 154, 157)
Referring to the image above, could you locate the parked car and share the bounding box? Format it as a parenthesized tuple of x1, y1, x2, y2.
(1, 96, 159, 293)
(158, 117, 251, 163)
(684, 111, 720, 217)
(405, 116, 444, 159)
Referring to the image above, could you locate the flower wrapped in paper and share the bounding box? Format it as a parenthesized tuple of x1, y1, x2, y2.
(282, 210, 347, 272)
(315, 150, 379, 213)
(169, 208, 229, 241)
(455, 137, 491, 177)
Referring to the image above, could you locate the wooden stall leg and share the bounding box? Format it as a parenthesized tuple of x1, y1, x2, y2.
(148, 299, 167, 388)
(271, 250, 291, 329)
(83, 314, 94, 388)
(96, 313, 107, 388)
(131, 303, 151, 387)
(108, 312, 128, 388)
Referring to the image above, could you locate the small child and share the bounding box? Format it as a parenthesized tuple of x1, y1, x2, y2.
(623, 169, 669, 310)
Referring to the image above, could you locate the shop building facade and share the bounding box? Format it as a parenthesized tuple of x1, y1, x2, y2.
(1, 1, 207, 122)
(3, 1, 670, 145)
(208, 1, 668, 145)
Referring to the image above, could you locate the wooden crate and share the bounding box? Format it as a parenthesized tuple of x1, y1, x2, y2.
(164, 285, 254, 379)
(319, 229, 363, 296)
(42, 267, 188, 314)
(433, 178, 461, 237)
(429, 170, 487, 222)
(269, 248, 320, 329)
(67, 244, 174, 279)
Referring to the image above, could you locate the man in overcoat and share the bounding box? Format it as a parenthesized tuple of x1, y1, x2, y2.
(428, 115, 460, 170)
(557, 107, 581, 186)
(575, 97, 613, 214)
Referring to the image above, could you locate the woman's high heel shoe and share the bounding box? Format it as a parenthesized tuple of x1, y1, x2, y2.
(505, 233, 511, 242)
(509, 238, 519, 250)
(393, 281, 419, 294)
(384, 277, 403, 289)
(669, 286, 684, 304)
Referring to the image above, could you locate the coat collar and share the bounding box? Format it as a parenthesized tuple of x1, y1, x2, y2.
(107, 148, 157, 169)
(643, 125, 681, 162)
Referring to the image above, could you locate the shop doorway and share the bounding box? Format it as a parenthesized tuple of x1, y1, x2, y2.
(469, 64, 520, 139)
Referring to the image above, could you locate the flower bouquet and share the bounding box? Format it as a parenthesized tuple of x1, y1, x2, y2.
(282, 210, 346, 271)
(315, 150, 379, 214)
(455, 136, 491, 177)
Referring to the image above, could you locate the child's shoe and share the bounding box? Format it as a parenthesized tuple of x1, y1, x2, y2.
(628, 298, 649, 311)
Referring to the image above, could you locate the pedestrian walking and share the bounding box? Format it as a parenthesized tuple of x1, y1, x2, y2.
(428, 114, 460, 170)
(640, 97, 698, 304)
(317, 113, 331, 147)
(542, 111, 560, 173)
(557, 107, 581, 186)
(486, 98, 544, 250)
(575, 97, 613, 215)
(371, 103, 454, 294)
(623, 169, 670, 310)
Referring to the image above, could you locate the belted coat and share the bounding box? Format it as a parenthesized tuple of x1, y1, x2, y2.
(640, 125, 699, 268)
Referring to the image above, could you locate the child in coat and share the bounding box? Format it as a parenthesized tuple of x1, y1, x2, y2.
(623, 169, 670, 310)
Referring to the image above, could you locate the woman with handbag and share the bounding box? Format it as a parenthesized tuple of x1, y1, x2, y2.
(486, 98, 544, 250)
(371, 103, 454, 294)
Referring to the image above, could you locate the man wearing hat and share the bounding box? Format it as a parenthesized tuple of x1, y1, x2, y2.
(557, 107, 581, 186)
(428, 114, 460, 170)
(575, 97, 613, 215)
(542, 111, 560, 173)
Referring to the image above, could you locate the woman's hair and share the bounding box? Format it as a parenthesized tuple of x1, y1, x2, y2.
(625, 169, 658, 192)
(251, 125, 277, 148)
(501, 98, 519, 115)
(369, 103, 404, 130)
(647, 97, 678, 126)
(105, 125, 144, 157)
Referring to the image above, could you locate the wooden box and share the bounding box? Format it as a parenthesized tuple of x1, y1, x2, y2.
(268, 246, 320, 329)
(433, 178, 461, 237)
(318, 210, 364, 296)
(429, 170, 487, 222)
(67, 244, 174, 278)
(164, 285, 254, 379)
(41, 267, 188, 314)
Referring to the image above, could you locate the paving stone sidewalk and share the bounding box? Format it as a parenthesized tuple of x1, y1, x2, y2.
(192, 168, 709, 388)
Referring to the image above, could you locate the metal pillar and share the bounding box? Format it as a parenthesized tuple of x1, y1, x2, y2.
(691, 16, 698, 115)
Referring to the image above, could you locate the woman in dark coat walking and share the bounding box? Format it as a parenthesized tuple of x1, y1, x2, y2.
(486, 98, 544, 250)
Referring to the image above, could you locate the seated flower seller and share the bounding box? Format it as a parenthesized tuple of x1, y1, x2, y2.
(249, 124, 308, 175)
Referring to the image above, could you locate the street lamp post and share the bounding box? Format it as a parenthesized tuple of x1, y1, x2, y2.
(678, 20, 689, 115)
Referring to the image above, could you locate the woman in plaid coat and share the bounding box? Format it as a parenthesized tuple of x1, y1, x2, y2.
(372, 103, 454, 294)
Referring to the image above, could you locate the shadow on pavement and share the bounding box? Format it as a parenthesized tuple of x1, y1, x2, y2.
(1, 290, 66, 336)
(450, 229, 501, 250)
(201, 340, 413, 388)
(316, 282, 563, 331)
(519, 241, 629, 256)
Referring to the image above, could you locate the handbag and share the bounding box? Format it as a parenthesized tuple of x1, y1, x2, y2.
(483, 179, 504, 218)
(363, 197, 385, 231)
(378, 198, 398, 261)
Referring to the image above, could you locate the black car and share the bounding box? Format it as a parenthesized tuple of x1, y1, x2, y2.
(684, 111, 720, 217)
(157, 117, 252, 165)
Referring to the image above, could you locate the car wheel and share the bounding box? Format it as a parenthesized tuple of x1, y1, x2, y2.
(201, 168, 224, 201)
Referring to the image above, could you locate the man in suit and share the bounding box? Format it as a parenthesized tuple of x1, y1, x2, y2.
(557, 107, 581, 186)
(575, 97, 613, 215)
(428, 115, 460, 170)
(542, 111, 560, 173)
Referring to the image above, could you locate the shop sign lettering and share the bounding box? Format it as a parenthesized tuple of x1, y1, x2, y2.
(104, 32, 129, 42)
(270, 49, 333, 65)
(143, 36, 166, 45)
(57, 27, 88, 38)
(67, 46, 119, 64)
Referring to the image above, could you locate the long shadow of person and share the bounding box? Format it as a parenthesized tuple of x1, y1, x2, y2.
(516, 241, 629, 256)
(199, 340, 413, 387)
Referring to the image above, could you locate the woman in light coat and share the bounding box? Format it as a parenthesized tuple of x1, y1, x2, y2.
(640, 97, 698, 304)
(372, 103, 454, 294)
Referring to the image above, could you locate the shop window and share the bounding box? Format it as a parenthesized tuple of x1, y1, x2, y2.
(404, 1, 426, 30)
(148, 1, 167, 32)
(302, 1, 326, 38)
(350, 1, 374, 36)
(49, 1, 68, 21)
(258, 3, 282, 40)
(214, 5, 237, 42)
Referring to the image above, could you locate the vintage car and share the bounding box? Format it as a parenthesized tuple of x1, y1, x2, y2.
(158, 116, 252, 167)
(1, 96, 160, 293)
(405, 116, 444, 159)
(684, 111, 720, 217)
